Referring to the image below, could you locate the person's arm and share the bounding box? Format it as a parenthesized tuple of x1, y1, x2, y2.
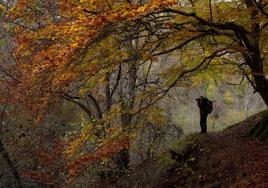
(196, 98, 202, 107)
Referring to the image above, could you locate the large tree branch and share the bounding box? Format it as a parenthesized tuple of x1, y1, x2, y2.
(87, 93, 103, 119)
(150, 19, 238, 57)
(152, 33, 208, 56)
(252, 0, 268, 19)
(63, 94, 93, 119)
(133, 47, 231, 116)
(160, 8, 250, 34)
(150, 8, 254, 52)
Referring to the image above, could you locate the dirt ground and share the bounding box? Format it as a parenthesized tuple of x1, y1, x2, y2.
(155, 113, 268, 188)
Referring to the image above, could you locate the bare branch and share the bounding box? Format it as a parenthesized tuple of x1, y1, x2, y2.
(152, 33, 208, 56)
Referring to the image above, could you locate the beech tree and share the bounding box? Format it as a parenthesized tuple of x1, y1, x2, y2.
(2, 0, 268, 185)
(150, 0, 268, 107)
(4, 0, 181, 181)
(7, 0, 267, 108)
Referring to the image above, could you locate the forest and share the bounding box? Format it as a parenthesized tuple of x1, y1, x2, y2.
(0, 0, 268, 187)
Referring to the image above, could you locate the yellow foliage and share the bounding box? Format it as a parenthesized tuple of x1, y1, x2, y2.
(146, 107, 167, 126)
(65, 122, 95, 158)
(0, 4, 5, 13)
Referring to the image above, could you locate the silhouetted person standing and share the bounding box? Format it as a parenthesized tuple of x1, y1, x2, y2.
(196, 96, 213, 133)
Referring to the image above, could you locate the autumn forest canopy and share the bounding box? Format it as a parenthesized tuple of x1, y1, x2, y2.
(0, 0, 268, 187)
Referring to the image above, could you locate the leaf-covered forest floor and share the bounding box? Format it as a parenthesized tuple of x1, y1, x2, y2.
(153, 111, 268, 188)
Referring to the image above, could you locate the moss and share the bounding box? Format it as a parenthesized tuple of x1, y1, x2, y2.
(156, 133, 204, 176)
(170, 133, 202, 153)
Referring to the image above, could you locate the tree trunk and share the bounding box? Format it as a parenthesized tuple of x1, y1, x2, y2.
(252, 73, 268, 107)
(105, 73, 112, 112)
(0, 140, 22, 188)
(113, 148, 130, 177)
(243, 0, 268, 108)
(245, 53, 268, 108)
(116, 62, 137, 175)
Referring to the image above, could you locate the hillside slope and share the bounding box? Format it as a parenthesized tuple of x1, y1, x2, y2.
(155, 112, 268, 188)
